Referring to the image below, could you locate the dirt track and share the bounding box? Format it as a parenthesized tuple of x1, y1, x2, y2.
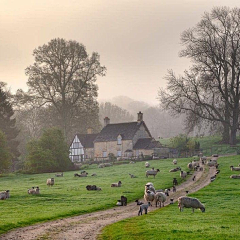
(0, 164, 216, 240)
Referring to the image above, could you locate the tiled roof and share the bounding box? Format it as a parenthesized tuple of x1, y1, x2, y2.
(133, 138, 162, 150)
(94, 121, 151, 142)
(76, 133, 98, 148)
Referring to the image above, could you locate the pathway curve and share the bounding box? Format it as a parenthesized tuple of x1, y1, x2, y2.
(0, 164, 216, 240)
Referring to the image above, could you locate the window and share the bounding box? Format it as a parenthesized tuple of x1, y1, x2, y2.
(117, 151, 122, 157)
(117, 135, 122, 145)
(73, 142, 80, 148)
(73, 155, 79, 161)
(103, 151, 107, 158)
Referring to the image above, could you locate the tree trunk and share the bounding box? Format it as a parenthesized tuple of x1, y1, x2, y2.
(222, 122, 230, 144)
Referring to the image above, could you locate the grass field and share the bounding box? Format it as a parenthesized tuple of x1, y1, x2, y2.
(0, 158, 191, 235)
(99, 155, 240, 240)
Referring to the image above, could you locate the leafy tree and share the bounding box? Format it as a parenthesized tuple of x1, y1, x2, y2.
(25, 128, 72, 173)
(0, 86, 20, 165)
(170, 134, 195, 153)
(0, 130, 11, 173)
(159, 7, 240, 145)
(25, 38, 106, 136)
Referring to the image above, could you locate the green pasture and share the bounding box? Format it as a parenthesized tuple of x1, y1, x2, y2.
(0, 158, 190, 235)
(99, 155, 240, 240)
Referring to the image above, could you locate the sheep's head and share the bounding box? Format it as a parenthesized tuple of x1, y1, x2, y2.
(200, 206, 205, 212)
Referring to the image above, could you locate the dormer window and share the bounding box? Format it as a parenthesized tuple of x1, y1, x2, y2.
(117, 135, 122, 145)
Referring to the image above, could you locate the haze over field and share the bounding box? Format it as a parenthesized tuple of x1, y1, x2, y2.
(1, 0, 240, 105)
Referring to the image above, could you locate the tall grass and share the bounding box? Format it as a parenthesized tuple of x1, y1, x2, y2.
(0, 158, 190, 235)
(99, 155, 240, 240)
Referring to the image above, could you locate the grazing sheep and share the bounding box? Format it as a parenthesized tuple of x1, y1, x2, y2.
(173, 159, 178, 165)
(28, 186, 40, 194)
(0, 190, 10, 200)
(146, 169, 160, 178)
(178, 196, 205, 213)
(230, 174, 240, 179)
(144, 190, 155, 206)
(111, 181, 122, 187)
(74, 172, 88, 177)
(169, 167, 181, 172)
(91, 173, 97, 176)
(145, 162, 150, 168)
(46, 178, 54, 186)
(180, 170, 187, 179)
(129, 173, 136, 178)
(86, 185, 101, 190)
(155, 192, 167, 208)
(55, 172, 63, 177)
(98, 163, 112, 168)
(121, 195, 127, 206)
(173, 178, 178, 186)
(230, 166, 240, 171)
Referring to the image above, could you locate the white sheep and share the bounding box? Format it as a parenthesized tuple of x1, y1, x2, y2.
(172, 159, 177, 165)
(28, 187, 40, 194)
(136, 201, 150, 215)
(145, 162, 150, 168)
(47, 178, 55, 186)
(230, 175, 240, 179)
(0, 190, 10, 200)
(155, 192, 167, 208)
(144, 190, 155, 206)
(111, 181, 122, 187)
(230, 166, 240, 171)
(55, 172, 63, 177)
(146, 169, 160, 178)
(169, 167, 181, 172)
(180, 170, 187, 179)
(145, 183, 156, 193)
(178, 196, 205, 213)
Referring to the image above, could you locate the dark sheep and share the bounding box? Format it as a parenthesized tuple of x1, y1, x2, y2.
(121, 196, 127, 206)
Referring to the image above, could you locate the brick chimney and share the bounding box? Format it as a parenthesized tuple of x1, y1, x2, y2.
(104, 117, 110, 127)
(87, 128, 93, 134)
(137, 111, 143, 122)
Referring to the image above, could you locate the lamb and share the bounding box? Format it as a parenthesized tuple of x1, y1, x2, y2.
(230, 166, 240, 171)
(28, 186, 40, 194)
(145, 162, 150, 168)
(86, 185, 101, 190)
(129, 173, 136, 178)
(55, 172, 63, 177)
(46, 178, 54, 186)
(173, 178, 178, 186)
(230, 174, 240, 179)
(91, 173, 97, 176)
(172, 159, 178, 165)
(169, 167, 181, 172)
(180, 170, 187, 179)
(137, 202, 150, 215)
(144, 190, 155, 206)
(210, 175, 216, 182)
(120, 195, 127, 206)
(74, 172, 88, 177)
(172, 186, 176, 192)
(178, 196, 205, 213)
(164, 188, 170, 196)
(0, 190, 10, 200)
(146, 169, 160, 178)
(155, 192, 167, 208)
(111, 181, 122, 187)
(187, 162, 193, 170)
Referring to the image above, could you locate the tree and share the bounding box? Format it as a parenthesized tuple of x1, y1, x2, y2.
(159, 7, 240, 145)
(99, 102, 134, 125)
(25, 38, 106, 137)
(0, 130, 11, 173)
(0, 86, 20, 164)
(25, 128, 72, 173)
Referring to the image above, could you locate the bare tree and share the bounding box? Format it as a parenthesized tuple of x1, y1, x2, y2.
(160, 7, 240, 145)
(25, 38, 106, 136)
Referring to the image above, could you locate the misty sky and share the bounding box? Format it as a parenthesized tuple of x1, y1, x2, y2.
(1, 0, 239, 105)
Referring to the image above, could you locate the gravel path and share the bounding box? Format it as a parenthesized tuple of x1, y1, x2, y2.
(0, 164, 216, 240)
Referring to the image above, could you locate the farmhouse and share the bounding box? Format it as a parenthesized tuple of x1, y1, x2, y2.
(69, 128, 98, 162)
(93, 112, 162, 159)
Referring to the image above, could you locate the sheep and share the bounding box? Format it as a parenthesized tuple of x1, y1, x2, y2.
(172, 186, 176, 192)
(180, 170, 187, 179)
(55, 172, 63, 177)
(178, 196, 205, 213)
(111, 181, 122, 187)
(135, 199, 144, 205)
(170, 198, 174, 204)
(172, 159, 178, 165)
(169, 167, 181, 172)
(155, 192, 167, 208)
(210, 175, 216, 182)
(46, 178, 54, 186)
(207, 161, 217, 167)
(98, 163, 105, 168)
(230, 174, 240, 179)
(145, 183, 156, 193)
(164, 188, 170, 196)
(192, 176, 196, 181)
(145, 162, 150, 168)
(172, 178, 178, 186)
(0, 190, 10, 200)
(91, 173, 97, 176)
(129, 173, 136, 178)
(230, 166, 240, 171)
(28, 186, 40, 194)
(121, 195, 127, 206)
(144, 190, 155, 206)
(187, 162, 193, 170)
(129, 161, 135, 164)
(137, 202, 150, 215)
(75, 172, 88, 177)
(146, 169, 160, 178)
(86, 185, 101, 190)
